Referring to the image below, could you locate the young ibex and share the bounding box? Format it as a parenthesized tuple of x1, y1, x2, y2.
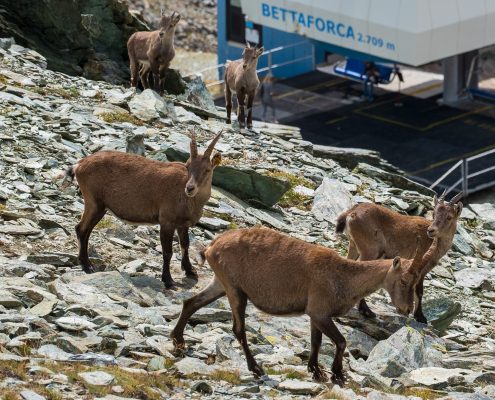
(67, 131, 222, 288)
(224, 42, 264, 129)
(336, 191, 463, 323)
(171, 227, 423, 384)
(127, 10, 180, 93)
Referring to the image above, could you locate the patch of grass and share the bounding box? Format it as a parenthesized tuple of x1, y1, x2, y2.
(465, 218, 480, 230)
(95, 216, 118, 230)
(268, 171, 316, 210)
(265, 367, 307, 379)
(0, 389, 20, 400)
(17, 344, 32, 357)
(0, 360, 28, 381)
(99, 111, 144, 126)
(0, 75, 7, 85)
(210, 369, 241, 385)
(402, 388, 444, 399)
(32, 86, 80, 99)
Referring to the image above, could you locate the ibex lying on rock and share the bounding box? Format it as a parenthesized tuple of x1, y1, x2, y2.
(171, 227, 423, 384)
(127, 10, 180, 93)
(67, 131, 222, 288)
(336, 191, 463, 323)
(224, 42, 264, 129)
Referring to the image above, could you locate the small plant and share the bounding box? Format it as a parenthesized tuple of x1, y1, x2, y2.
(265, 367, 307, 379)
(210, 370, 241, 385)
(98, 111, 144, 126)
(268, 170, 316, 210)
(95, 216, 117, 230)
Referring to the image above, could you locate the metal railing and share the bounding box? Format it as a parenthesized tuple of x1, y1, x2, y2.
(427, 147, 495, 196)
(184, 41, 315, 89)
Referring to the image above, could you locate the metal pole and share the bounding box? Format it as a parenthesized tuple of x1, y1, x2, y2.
(311, 43, 316, 71)
(268, 51, 272, 75)
(461, 158, 469, 195)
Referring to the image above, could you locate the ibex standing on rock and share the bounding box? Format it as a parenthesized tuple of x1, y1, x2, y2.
(127, 10, 180, 93)
(336, 191, 463, 323)
(66, 131, 223, 288)
(224, 42, 264, 129)
(172, 227, 423, 384)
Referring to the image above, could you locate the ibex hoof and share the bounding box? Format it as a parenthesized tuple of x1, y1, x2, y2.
(185, 269, 198, 280)
(82, 264, 97, 274)
(247, 124, 253, 130)
(163, 279, 176, 289)
(226, 119, 231, 124)
(414, 314, 428, 324)
(250, 364, 265, 377)
(331, 371, 346, 386)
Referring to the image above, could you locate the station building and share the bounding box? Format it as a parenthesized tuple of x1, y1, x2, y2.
(217, 0, 495, 103)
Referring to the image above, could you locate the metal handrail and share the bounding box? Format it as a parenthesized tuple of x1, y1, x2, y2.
(428, 147, 495, 196)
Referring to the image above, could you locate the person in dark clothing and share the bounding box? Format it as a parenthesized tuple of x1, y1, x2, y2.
(260, 72, 277, 123)
(363, 61, 380, 101)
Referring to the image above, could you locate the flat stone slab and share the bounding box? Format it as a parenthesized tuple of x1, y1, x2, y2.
(278, 379, 323, 395)
(78, 371, 115, 386)
(0, 225, 41, 235)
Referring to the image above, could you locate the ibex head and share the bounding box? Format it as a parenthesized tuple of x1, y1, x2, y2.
(242, 42, 264, 70)
(184, 130, 223, 197)
(427, 190, 463, 239)
(384, 237, 423, 316)
(158, 10, 181, 37)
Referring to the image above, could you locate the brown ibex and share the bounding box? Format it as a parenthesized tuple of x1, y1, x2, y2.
(335, 191, 463, 323)
(66, 131, 223, 288)
(127, 10, 180, 93)
(171, 227, 423, 384)
(224, 43, 264, 129)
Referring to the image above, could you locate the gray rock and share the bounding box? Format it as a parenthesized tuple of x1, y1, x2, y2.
(198, 216, 230, 231)
(277, 379, 323, 395)
(454, 268, 493, 290)
(470, 203, 495, 229)
(0, 224, 41, 235)
(191, 380, 213, 395)
(175, 357, 214, 375)
(407, 367, 479, 390)
(147, 356, 167, 372)
(312, 177, 355, 223)
(126, 133, 145, 156)
(78, 371, 115, 386)
(365, 327, 427, 377)
(37, 344, 71, 361)
(55, 316, 97, 332)
(20, 390, 46, 400)
(422, 297, 462, 334)
(128, 89, 176, 121)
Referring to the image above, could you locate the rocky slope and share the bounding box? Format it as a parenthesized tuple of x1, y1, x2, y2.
(0, 42, 495, 400)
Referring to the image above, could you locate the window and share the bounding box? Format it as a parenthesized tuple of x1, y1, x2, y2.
(226, 0, 262, 46)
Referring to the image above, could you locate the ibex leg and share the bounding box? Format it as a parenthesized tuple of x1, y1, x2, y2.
(76, 201, 106, 274)
(159, 225, 175, 288)
(237, 89, 246, 129)
(171, 277, 225, 348)
(413, 276, 427, 323)
(307, 320, 328, 382)
(177, 227, 197, 279)
(225, 83, 232, 124)
(246, 90, 255, 129)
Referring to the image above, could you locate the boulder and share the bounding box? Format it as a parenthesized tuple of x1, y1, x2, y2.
(454, 268, 493, 290)
(407, 367, 479, 390)
(365, 327, 428, 378)
(128, 89, 176, 121)
(422, 297, 462, 334)
(312, 177, 355, 223)
(78, 371, 115, 386)
(354, 163, 435, 196)
(0, 0, 148, 82)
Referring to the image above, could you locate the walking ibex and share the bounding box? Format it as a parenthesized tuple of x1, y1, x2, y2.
(127, 10, 180, 93)
(172, 227, 423, 384)
(224, 42, 264, 129)
(66, 131, 223, 288)
(336, 191, 462, 322)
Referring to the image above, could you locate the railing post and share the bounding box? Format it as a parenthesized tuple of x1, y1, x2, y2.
(268, 51, 272, 75)
(311, 43, 316, 71)
(461, 158, 469, 195)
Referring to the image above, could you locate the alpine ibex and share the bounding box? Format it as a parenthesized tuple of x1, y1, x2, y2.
(336, 191, 462, 323)
(127, 10, 180, 93)
(224, 42, 264, 129)
(67, 131, 223, 288)
(171, 227, 423, 384)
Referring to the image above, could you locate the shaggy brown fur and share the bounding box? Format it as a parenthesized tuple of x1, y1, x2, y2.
(336, 191, 462, 322)
(171, 227, 424, 384)
(127, 11, 180, 93)
(224, 43, 264, 129)
(70, 131, 222, 288)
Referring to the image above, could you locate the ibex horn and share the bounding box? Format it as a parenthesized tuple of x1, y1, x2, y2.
(449, 191, 464, 204)
(204, 130, 224, 158)
(161, 7, 165, 16)
(246, 41, 251, 48)
(439, 189, 447, 202)
(190, 129, 198, 158)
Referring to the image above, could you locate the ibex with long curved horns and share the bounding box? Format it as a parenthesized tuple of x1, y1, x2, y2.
(224, 42, 264, 129)
(336, 190, 463, 322)
(66, 131, 223, 288)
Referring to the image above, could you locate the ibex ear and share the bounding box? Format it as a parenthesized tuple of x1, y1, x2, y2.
(392, 256, 401, 270)
(455, 202, 463, 215)
(211, 153, 222, 168)
(433, 195, 438, 206)
(257, 47, 264, 57)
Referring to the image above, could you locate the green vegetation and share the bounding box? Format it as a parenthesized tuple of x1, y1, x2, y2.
(32, 86, 80, 99)
(95, 216, 118, 230)
(268, 170, 316, 210)
(98, 111, 144, 126)
(265, 367, 307, 379)
(209, 369, 241, 385)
